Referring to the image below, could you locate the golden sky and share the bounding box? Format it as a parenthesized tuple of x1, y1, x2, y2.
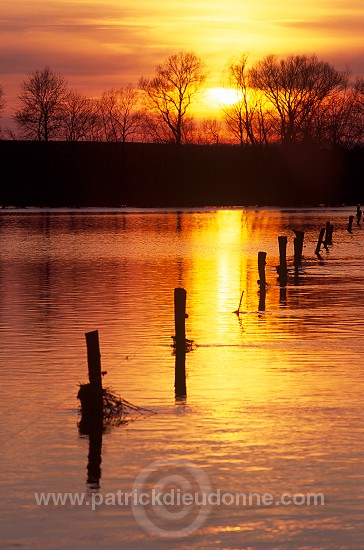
(1, 0, 364, 118)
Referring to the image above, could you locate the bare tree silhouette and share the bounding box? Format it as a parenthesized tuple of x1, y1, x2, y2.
(14, 66, 68, 141)
(250, 54, 347, 144)
(139, 51, 206, 145)
(98, 86, 142, 143)
(60, 91, 100, 142)
(223, 55, 272, 146)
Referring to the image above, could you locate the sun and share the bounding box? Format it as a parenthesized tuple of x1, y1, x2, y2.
(205, 87, 243, 107)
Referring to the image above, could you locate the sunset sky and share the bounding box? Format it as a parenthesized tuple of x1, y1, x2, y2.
(1, 0, 364, 121)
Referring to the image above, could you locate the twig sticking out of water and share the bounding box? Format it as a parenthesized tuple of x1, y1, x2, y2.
(233, 291, 244, 315)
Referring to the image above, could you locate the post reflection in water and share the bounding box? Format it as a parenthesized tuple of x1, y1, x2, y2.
(174, 349, 187, 401)
(80, 420, 103, 490)
(258, 287, 266, 312)
(279, 281, 287, 305)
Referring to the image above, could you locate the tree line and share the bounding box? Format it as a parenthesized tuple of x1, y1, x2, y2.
(0, 51, 363, 147)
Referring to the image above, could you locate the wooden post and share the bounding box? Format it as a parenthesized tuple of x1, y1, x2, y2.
(347, 215, 354, 233)
(174, 288, 186, 351)
(293, 229, 304, 266)
(276, 236, 288, 285)
(278, 236, 287, 270)
(174, 288, 187, 397)
(85, 330, 102, 388)
(77, 330, 103, 425)
(77, 330, 104, 493)
(258, 251, 267, 286)
(315, 227, 326, 256)
(276, 236, 288, 286)
(258, 252, 266, 312)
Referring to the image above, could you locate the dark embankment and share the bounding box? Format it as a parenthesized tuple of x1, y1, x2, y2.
(0, 140, 362, 207)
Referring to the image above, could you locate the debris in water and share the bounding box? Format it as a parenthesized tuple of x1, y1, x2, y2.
(77, 383, 156, 430)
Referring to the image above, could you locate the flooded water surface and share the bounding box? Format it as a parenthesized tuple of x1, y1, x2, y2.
(1, 208, 364, 549)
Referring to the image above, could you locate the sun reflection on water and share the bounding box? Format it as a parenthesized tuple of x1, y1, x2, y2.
(1, 208, 364, 548)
